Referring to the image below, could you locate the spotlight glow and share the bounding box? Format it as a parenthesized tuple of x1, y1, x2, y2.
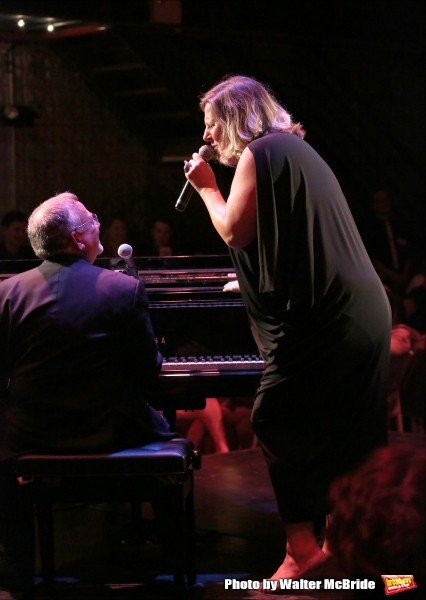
(47, 24, 54, 32)
(17, 19, 25, 27)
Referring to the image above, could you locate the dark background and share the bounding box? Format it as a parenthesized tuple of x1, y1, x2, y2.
(0, 0, 424, 256)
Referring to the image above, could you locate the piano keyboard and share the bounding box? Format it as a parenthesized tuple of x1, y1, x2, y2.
(162, 355, 265, 372)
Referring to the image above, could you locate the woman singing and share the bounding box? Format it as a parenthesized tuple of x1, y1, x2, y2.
(184, 75, 391, 581)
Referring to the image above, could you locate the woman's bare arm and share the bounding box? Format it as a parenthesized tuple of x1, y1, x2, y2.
(186, 147, 257, 249)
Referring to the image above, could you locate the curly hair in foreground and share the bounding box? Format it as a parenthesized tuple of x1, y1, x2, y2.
(328, 445, 425, 587)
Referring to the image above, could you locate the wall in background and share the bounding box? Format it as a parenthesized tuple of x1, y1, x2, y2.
(0, 7, 424, 258)
(0, 42, 148, 228)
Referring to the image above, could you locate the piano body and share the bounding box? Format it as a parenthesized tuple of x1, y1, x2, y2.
(0, 255, 264, 425)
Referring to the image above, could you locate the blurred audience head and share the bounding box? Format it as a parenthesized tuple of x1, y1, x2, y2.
(101, 215, 128, 257)
(1, 210, 29, 256)
(151, 219, 172, 249)
(372, 189, 392, 218)
(328, 445, 425, 588)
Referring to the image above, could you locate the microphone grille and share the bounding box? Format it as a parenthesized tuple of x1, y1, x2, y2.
(118, 243, 133, 259)
(199, 145, 216, 161)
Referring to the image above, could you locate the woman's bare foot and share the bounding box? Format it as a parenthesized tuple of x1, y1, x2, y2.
(260, 554, 308, 594)
(260, 522, 328, 594)
(260, 548, 327, 594)
(295, 546, 327, 574)
(265, 546, 326, 581)
(267, 552, 300, 581)
(260, 553, 300, 593)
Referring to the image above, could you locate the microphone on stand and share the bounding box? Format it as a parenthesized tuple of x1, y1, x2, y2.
(175, 145, 217, 212)
(117, 244, 140, 280)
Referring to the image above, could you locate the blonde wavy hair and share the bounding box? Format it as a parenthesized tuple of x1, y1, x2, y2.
(200, 75, 305, 165)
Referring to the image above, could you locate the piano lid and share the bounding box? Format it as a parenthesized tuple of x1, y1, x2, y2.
(0, 254, 239, 296)
(0, 254, 234, 277)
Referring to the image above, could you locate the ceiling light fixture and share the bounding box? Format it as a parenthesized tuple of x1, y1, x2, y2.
(3, 105, 19, 119)
(1, 105, 38, 127)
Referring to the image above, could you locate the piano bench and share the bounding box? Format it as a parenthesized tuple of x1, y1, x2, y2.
(13, 439, 201, 597)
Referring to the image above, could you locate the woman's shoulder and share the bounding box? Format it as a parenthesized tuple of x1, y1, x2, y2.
(248, 132, 312, 176)
(248, 132, 306, 158)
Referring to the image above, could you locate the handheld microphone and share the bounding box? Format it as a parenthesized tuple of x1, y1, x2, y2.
(117, 244, 140, 280)
(175, 145, 216, 212)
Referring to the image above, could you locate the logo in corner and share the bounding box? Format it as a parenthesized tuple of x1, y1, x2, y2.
(382, 575, 417, 595)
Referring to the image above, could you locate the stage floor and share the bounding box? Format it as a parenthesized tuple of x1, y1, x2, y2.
(0, 431, 424, 600)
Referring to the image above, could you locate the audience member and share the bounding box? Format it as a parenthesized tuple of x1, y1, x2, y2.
(140, 218, 175, 256)
(176, 398, 229, 454)
(388, 267, 426, 434)
(176, 396, 258, 454)
(406, 257, 426, 295)
(0, 192, 176, 590)
(402, 257, 426, 334)
(0, 210, 36, 259)
(220, 397, 257, 450)
(327, 445, 425, 597)
(294, 445, 425, 598)
(400, 346, 425, 433)
(100, 214, 129, 258)
(361, 190, 412, 294)
(384, 285, 424, 431)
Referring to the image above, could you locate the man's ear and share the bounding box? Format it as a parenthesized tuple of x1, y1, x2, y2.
(70, 231, 85, 252)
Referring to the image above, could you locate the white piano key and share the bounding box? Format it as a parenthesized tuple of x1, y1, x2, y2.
(161, 358, 266, 372)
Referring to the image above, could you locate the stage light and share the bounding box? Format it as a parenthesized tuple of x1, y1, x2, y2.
(17, 19, 25, 27)
(47, 24, 54, 32)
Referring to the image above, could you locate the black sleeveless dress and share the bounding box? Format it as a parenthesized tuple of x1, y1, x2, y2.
(229, 132, 391, 523)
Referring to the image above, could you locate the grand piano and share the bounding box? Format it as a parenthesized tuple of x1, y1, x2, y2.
(0, 255, 264, 426)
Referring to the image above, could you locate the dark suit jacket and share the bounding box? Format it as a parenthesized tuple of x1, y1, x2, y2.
(0, 255, 169, 461)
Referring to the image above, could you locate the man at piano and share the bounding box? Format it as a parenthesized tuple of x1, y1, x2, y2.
(184, 75, 391, 583)
(0, 192, 175, 583)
